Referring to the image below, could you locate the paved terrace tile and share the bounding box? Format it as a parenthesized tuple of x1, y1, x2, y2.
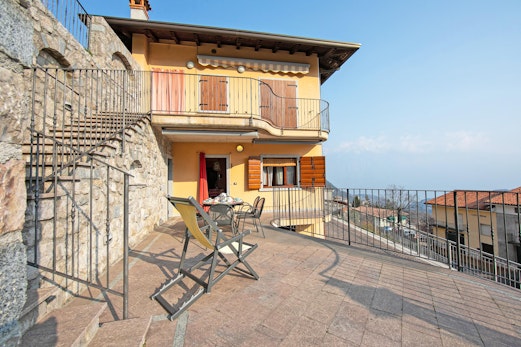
(94, 217, 521, 346)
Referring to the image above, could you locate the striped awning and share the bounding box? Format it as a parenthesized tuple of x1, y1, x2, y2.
(197, 55, 310, 74)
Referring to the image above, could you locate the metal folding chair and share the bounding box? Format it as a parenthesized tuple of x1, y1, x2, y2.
(151, 196, 259, 320)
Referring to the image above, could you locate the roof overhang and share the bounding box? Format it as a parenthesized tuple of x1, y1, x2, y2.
(102, 16, 360, 84)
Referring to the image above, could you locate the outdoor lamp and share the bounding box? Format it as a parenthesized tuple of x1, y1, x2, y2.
(236, 144, 244, 152)
(237, 65, 245, 73)
(186, 61, 195, 69)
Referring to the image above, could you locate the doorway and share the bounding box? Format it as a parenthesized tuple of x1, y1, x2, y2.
(206, 156, 228, 198)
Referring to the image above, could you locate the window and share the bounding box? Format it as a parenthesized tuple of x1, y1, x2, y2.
(247, 155, 325, 190)
(262, 158, 297, 187)
(480, 224, 491, 236)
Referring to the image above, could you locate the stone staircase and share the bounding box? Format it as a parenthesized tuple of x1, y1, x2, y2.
(20, 108, 154, 346)
(20, 299, 154, 347)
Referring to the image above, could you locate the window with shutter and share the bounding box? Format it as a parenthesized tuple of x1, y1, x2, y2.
(247, 155, 326, 190)
(299, 156, 326, 187)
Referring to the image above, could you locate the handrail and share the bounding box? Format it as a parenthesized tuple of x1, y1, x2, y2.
(272, 187, 521, 290)
(40, 0, 91, 49)
(150, 70, 330, 133)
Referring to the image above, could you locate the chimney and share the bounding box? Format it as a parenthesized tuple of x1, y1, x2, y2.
(129, 0, 151, 20)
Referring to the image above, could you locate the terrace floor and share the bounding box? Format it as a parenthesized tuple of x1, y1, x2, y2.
(34, 215, 521, 346)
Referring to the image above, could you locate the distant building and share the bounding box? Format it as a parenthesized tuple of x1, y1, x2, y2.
(425, 188, 521, 262)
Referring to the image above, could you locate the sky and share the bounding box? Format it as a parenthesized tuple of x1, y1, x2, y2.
(83, 0, 521, 191)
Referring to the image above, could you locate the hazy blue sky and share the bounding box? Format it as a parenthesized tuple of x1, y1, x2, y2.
(84, 0, 521, 191)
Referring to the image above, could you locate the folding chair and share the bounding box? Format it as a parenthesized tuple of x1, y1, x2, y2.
(151, 196, 259, 321)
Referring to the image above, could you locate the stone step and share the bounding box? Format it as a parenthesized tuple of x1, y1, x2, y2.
(88, 317, 152, 347)
(18, 286, 65, 337)
(20, 300, 107, 347)
(53, 129, 132, 139)
(22, 145, 116, 159)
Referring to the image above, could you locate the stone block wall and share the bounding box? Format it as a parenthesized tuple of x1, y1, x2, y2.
(0, 0, 169, 344)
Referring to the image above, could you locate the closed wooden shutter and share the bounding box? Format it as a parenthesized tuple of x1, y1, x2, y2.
(259, 79, 297, 128)
(300, 156, 326, 187)
(199, 75, 228, 112)
(248, 156, 262, 190)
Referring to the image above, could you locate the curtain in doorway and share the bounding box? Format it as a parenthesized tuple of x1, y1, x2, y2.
(198, 152, 209, 210)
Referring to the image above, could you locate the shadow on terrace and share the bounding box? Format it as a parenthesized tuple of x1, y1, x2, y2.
(77, 208, 521, 345)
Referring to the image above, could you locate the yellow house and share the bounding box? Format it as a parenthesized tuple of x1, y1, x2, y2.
(426, 191, 498, 255)
(105, 1, 360, 234)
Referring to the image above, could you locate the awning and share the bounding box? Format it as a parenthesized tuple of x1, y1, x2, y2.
(162, 129, 259, 143)
(197, 55, 310, 74)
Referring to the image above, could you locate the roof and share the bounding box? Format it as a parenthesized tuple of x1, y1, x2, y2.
(425, 188, 521, 208)
(103, 16, 361, 84)
(489, 187, 521, 206)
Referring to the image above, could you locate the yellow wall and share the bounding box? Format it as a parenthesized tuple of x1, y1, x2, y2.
(132, 38, 321, 99)
(432, 206, 498, 253)
(172, 142, 323, 212)
(135, 32, 326, 235)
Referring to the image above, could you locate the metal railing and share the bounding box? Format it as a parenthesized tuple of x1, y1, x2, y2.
(272, 187, 521, 289)
(26, 67, 151, 318)
(41, 0, 91, 48)
(150, 70, 330, 132)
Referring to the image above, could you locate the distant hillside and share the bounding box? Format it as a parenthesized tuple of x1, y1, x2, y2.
(326, 180, 337, 189)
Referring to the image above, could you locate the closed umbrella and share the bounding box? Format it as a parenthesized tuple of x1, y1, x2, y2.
(198, 152, 209, 210)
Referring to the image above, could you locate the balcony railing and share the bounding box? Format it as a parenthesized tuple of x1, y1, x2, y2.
(272, 187, 521, 290)
(41, 0, 91, 48)
(151, 70, 330, 133)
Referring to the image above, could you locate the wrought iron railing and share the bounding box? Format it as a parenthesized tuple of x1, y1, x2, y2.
(150, 70, 330, 133)
(272, 187, 521, 289)
(26, 67, 151, 318)
(41, 0, 91, 48)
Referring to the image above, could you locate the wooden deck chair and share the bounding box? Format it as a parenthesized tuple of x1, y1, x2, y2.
(151, 196, 259, 321)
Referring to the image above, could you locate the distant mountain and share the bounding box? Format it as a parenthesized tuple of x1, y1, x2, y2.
(326, 180, 337, 189)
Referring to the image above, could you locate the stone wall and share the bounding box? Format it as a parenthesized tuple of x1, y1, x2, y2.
(0, 0, 169, 345)
(0, 0, 33, 344)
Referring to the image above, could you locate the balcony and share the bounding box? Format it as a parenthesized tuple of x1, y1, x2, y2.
(150, 70, 330, 142)
(272, 187, 521, 289)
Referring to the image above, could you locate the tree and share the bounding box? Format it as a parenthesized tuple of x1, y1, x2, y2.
(384, 185, 418, 230)
(352, 195, 361, 208)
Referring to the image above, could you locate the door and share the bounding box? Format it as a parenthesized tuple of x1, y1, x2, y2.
(206, 156, 228, 198)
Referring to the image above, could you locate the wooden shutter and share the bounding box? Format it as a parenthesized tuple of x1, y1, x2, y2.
(259, 79, 297, 128)
(300, 156, 326, 187)
(199, 75, 228, 112)
(248, 156, 262, 190)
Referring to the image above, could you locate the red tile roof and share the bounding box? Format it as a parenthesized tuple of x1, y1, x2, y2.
(426, 188, 521, 208)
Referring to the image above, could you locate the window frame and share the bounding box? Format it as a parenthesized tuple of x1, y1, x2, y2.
(261, 156, 299, 188)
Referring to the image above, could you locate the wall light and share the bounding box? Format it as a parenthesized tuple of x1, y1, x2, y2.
(186, 61, 195, 69)
(237, 65, 245, 73)
(236, 144, 244, 152)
